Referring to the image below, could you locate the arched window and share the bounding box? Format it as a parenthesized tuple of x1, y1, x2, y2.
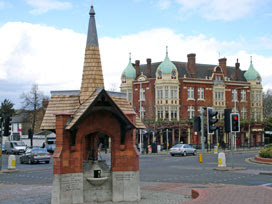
(122, 74, 126, 83)
(158, 70, 162, 79)
(171, 70, 176, 79)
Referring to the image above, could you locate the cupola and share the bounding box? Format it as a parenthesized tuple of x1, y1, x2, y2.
(157, 46, 177, 74)
(244, 56, 261, 81)
(122, 53, 136, 81)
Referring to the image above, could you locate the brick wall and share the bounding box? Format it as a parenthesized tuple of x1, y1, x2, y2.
(53, 110, 139, 175)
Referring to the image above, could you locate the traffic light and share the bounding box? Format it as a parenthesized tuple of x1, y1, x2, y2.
(224, 109, 231, 133)
(4, 116, 12, 136)
(207, 107, 218, 134)
(230, 113, 240, 132)
(193, 116, 201, 132)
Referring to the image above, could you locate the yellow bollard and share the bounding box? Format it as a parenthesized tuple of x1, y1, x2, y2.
(199, 153, 203, 163)
(218, 158, 222, 166)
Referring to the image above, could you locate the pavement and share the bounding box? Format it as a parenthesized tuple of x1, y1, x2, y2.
(1, 181, 271, 204)
(1, 149, 272, 204)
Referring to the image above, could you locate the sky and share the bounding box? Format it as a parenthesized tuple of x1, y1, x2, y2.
(0, 0, 272, 109)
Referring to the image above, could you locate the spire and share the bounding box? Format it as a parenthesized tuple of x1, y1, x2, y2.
(166, 46, 168, 57)
(80, 4, 104, 103)
(86, 5, 98, 46)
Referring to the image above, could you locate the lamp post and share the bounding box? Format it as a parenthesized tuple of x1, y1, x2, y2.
(234, 86, 249, 150)
(139, 81, 143, 154)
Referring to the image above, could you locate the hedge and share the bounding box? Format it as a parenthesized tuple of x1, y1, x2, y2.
(259, 146, 272, 158)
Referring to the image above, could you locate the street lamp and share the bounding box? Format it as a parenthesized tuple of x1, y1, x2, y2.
(234, 86, 249, 150)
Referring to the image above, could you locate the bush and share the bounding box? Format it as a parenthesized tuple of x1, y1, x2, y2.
(259, 147, 272, 158)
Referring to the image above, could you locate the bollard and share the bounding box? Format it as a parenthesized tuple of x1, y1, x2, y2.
(8, 155, 16, 170)
(214, 146, 218, 154)
(218, 152, 226, 168)
(199, 153, 203, 163)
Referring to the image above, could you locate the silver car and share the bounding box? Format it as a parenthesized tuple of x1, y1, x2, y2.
(19, 148, 51, 164)
(169, 144, 196, 156)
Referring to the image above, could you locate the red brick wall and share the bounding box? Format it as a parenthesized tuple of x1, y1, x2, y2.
(53, 110, 139, 175)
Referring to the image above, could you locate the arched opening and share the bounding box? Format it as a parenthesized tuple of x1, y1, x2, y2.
(84, 132, 112, 167)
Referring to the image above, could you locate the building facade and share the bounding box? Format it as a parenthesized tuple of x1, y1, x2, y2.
(120, 49, 264, 149)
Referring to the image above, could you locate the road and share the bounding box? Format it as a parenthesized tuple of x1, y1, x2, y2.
(0, 151, 271, 186)
(139, 152, 272, 186)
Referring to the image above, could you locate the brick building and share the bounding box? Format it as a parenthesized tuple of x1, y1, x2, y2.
(120, 48, 264, 148)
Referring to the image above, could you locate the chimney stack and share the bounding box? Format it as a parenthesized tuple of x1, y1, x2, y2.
(135, 60, 140, 78)
(235, 59, 240, 81)
(187, 53, 196, 78)
(219, 58, 227, 76)
(146, 58, 151, 78)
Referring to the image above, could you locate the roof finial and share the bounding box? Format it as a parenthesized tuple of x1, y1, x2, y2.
(129, 52, 131, 62)
(166, 46, 168, 56)
(250, 56, 252, 64)
(91, 0, 94, 6)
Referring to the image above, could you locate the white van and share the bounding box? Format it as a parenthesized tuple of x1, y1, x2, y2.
(4, 141, 27, 155)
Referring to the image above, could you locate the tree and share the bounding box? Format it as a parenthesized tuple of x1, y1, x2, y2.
(263, 89, 272, 120)
(20, 84, 44, 135)
(0, 99, 15, 117)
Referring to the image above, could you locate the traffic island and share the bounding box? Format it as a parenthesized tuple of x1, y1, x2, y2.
(214, 167, 247, 171)
(248, 156, 272, 165)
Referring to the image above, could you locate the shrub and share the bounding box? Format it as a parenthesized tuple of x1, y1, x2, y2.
(259, 147, 272, 158)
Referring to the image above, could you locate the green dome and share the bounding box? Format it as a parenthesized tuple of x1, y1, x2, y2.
(122, 53, 136, 79)
(157, 47, 177, 74)
(244, 57, 260, 81)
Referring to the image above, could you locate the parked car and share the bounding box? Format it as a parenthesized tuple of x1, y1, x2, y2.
(45, 144, 56, 153)
(169, 144, 196, 156)
(19, 148, 51, 164)
(1, 144, 5, 154)
(4, 141, 27, 155)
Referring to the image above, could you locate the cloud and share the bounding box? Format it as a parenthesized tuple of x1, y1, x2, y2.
(156, 0, 172, 10)
(155, 0, 263, 21)
(0, 1, 12, 9)
(26, 0, 72, 15)
(0, 22, 272, 107)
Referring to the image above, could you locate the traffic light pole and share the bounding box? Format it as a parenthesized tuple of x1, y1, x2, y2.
(201, 108, 205, 184)
(231, 132, 234, 169)
(0, 119, 3, 171)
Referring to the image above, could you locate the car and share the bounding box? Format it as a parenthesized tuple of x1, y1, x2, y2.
(4, 141, 27, 155)
(1, 144, 5, 154)
(169, 144, 196, 156)
(19, 148, 51, 164)
(45, 144, 56, 153)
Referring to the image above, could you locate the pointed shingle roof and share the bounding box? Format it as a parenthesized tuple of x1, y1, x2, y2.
(80, 5, 104, 103)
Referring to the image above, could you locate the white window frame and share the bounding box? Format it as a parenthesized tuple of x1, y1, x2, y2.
(187, 87, 194, 100)
(197, 88, 204, 100)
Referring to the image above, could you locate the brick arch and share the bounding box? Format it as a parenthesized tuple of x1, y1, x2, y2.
(73, 109, 138, 172)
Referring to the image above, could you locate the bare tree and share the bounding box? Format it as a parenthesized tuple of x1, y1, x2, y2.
(263, 89, 272, 119)
(107, 83, 118, 92)
(21, 84, 44, 134)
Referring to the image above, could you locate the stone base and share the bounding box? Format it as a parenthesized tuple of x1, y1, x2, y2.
(51, 169, 140, 203)
(51, 173, 84, 204)
(112, 171, 141, 202)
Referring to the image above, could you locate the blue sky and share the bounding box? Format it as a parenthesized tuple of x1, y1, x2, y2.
(0, 0, 272, 108)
